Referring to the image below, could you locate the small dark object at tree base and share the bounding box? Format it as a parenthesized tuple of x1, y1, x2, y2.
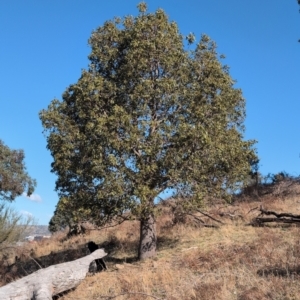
(88, 241, 107, 271)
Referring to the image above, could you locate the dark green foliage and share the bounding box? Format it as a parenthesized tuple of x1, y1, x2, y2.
(48, 206, 69, 233)
(48, 196, 93, 233)
(0, 140, 36, 244)
(266, 171, 295, 185)
(40, 3, 257, 258)
(0, 140, 36, 201)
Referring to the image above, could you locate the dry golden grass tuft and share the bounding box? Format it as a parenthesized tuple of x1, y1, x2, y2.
(2, 189, 300, 299)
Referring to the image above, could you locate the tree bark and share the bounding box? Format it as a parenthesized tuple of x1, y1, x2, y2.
(138, 214, 157, 260)
(0, 248, 107, 300)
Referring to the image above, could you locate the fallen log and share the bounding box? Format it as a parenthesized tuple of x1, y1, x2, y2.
(258, 206, 300, 219)
(253, 217, 300, 225)
(0, 248, 107, 300)
(248, 206, 300, 226)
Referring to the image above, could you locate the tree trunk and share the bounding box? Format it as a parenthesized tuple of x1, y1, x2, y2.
(0, 249, 106, 300)
(138, 213, 157, 260)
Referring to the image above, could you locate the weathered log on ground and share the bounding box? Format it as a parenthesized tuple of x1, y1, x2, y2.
(258, 206, 300, 219)
(253, 217, 300, 225)
(248, 205, 300, 226)
(0, 248, 107, 300)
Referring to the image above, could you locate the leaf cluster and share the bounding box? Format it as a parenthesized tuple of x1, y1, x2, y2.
(0, 140, 36, 201)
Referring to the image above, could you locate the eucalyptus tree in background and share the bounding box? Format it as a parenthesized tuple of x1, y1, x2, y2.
(0, 139, 36, 201)
(0, 140, 36, 246)
(40, 2, 257, 259)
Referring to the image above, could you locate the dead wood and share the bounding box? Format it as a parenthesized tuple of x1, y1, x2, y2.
(195, 209, 225, 224)
(181, 212, 220, 228)
(0, 249, 107, 300)
(248, 205, 300, 226)
(247, 206, 259, 214)
(254, 217, 300, 224)
(258, 206, 300, 219)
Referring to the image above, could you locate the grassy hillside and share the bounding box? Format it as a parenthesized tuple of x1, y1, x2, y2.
(1, 182, 300, 299)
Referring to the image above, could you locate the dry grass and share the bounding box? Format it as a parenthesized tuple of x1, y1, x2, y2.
(2, 190, 300, 299)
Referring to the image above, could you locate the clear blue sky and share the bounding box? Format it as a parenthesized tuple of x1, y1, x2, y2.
(1, 1, 299, 225)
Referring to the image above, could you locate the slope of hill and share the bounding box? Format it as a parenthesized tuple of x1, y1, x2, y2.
(1, 181, 300, 299)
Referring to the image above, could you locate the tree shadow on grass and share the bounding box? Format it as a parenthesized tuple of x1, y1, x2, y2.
(157, 236, 180, 251)
(1, 244, 92, 285)
(257, 266, 300, 277)
(105, 256, 138, 264)
(97, 238, 139, 264)
(52, 288, 76, 300)
(1, 235, 180, 297)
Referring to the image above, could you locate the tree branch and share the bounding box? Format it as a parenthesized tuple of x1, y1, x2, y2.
(258, 205, 300, 219)
(194, 208, 225, 224)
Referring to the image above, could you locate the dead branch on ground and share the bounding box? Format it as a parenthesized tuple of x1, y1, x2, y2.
(247, 205, 300, 227)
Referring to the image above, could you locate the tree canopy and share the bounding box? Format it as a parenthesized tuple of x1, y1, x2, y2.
(40, 3, 257, 259)
(0, 140, 36, 202)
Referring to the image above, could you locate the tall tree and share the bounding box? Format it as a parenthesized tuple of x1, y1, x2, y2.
(0, 140, 36, 201)
(40, 3, 256, 259)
